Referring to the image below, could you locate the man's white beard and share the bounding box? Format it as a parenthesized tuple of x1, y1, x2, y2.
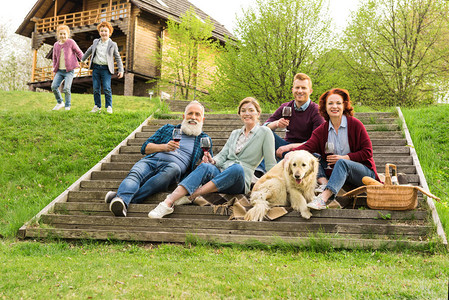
(181, 119, 203, 136)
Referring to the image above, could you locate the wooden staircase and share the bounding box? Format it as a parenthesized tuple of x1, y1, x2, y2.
(19, 111, 446, 249)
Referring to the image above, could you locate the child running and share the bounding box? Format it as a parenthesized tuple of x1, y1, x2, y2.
(82, 21, 124, 114)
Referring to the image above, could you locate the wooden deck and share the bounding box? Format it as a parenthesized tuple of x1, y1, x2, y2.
(18, 110, 447, 249)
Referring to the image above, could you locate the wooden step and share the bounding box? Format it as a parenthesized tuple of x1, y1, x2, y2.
(20, 111, 443, 249)
(148, 117, 398, 126)
(134, 131, 405, 139)
(141, 124, 401, 132)
(127, 137, 407, 147)
(109, 153, 415, 165)
(118, 145, 411, 155)
(99, 161, 417, 174)
(24, 227, 430, 249)
(40, 214, 430, 239)
(159, 112, 396, 120)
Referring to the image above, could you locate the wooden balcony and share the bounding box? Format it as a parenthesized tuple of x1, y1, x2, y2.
(32, 56, 126, 82)
(32, 3, 130, 34)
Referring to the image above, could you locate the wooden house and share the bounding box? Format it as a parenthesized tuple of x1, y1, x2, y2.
(15, 0, 233, 96)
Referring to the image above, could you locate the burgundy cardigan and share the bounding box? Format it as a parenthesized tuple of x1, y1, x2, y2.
(292, 116, 380, 181)
(266, 100, 324, 143)
(52, 39, 84, 72)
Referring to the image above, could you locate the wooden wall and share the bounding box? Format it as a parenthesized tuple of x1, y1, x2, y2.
(132, 14, 162, 78)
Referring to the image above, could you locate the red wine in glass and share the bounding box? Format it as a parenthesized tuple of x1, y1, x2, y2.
(282, 106, 292, 132)
(200, 137, 211, 153)
(172, 128, 182, 153)
(324, 142, 335, 170)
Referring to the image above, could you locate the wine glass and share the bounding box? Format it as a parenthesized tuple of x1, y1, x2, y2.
(200, 137, 211, 153)
(172, 128, 182, 153)
(282, 106, 292, 132)
(324, 142, 335, 170)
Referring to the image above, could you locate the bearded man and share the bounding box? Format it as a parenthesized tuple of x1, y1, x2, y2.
(105, 101, 211, 217)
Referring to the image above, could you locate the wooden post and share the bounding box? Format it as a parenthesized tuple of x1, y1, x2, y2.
(54, 0, 58, 30)
(124, 73, 134, 96)
(31, 49, 38, 83)
(109, 0, 112, 20)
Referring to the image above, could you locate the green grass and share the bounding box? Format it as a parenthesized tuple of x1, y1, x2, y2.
(0, 91, 448, 298)
(0, 240, 448, 299)
(0, 90, 159, 237)
(402, 105, 449, 241)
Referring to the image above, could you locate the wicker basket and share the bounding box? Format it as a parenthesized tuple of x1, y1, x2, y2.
(343, 164, 440, 211)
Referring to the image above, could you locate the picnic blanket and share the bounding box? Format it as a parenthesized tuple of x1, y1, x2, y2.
(191, 193, 293, 221)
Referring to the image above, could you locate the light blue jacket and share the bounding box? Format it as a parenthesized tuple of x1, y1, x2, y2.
(214, 125, 276, 194)
(82, 38, 124, 74)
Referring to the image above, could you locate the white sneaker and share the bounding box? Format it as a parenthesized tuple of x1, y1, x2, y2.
(315, 184, 327, 194)
(106, 106, 113, 114)
(65, 106, 71, 111)
(148, 202, 174, 218)
(174, 196, 191, 206)
(52, 103, 64, 110)
(307, 195, 328, 210)
(104, 191, 117, 203)
(109, 197, 127, 217)
(90, 105, 101, 113)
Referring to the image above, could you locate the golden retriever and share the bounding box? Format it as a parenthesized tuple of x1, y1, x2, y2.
(245, 150, 318, 221)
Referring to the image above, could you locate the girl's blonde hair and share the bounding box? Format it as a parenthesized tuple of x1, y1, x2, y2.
(56, 24, 71, 38)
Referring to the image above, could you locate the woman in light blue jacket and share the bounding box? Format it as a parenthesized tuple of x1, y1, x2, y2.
(148, 97, 277, 218)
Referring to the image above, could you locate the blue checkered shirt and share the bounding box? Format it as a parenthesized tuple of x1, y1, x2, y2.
(140, 124, 212, 173)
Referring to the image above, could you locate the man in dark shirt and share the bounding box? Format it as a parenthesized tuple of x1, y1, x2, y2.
(264, 73, 324, 158)
(104, 101, 212, 217)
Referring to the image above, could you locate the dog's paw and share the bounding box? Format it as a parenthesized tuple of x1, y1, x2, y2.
(244, 208, 265, 222)
(300, 209, 313, 219)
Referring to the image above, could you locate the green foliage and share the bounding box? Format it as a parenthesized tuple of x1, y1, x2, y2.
(156, 6, 220, 99)
(0, 22, 52, 91)
(0, 91, 159, 237)
(343, 0, 449, 107)
(207, 0, 331, 107)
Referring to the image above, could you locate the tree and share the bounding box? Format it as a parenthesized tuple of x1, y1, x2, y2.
(343, 0, 449, 107)
(157, 7, 220, 99)
(208, 0, 331, 106)
(0, 21, 51, 91)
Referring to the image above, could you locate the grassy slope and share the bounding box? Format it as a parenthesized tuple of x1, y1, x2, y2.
(0, 91, 447, 298)
(0, 91, 157, 236)
(402, 105, 449, 238)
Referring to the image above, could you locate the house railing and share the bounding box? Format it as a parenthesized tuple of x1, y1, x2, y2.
(32, 55, 126, 82)
(33, 2, 131, 33)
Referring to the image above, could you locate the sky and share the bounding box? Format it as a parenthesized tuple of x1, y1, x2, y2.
(2, 0, 359, 34)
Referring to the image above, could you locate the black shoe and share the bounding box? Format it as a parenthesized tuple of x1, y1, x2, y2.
(110, 198, 127, 217)
(105, 191, 117, 203)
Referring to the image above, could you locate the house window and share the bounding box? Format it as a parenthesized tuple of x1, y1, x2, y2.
(99, 0, 127, 22)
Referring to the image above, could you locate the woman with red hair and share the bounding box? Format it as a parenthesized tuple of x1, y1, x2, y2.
(290, 88, 380, 210)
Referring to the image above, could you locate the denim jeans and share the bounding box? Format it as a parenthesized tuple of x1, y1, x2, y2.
(92, 64, 112, 108)
(323, 159, 375, 195)
(51, 69, 74, 107)
(180, 163, 245, 195)
(116, 157, 182, 207)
